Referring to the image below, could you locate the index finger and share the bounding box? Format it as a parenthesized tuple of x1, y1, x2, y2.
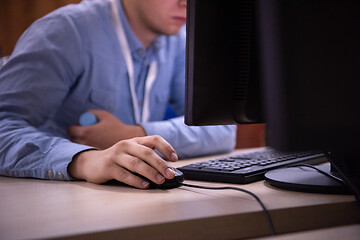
(134, 135, 178, 162)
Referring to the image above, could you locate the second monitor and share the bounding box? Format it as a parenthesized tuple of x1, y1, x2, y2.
(184, 0, 360, 200)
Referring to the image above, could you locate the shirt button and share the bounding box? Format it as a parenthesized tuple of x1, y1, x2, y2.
(48, 170, 54, 178)
(48, 170, 54, 179)
(57, 173, 64, 180)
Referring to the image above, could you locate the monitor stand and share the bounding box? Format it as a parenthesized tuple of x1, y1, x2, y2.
(264, 165, 351, 194)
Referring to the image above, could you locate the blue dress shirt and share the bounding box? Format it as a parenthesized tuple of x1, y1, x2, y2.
(0, 0, 236, 180)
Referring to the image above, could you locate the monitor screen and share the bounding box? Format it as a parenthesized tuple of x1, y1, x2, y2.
(185, 0, 264, 125)
(185, 0, 360, 200)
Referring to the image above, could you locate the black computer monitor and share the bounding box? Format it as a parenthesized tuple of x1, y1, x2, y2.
(185, 0, 264, 126)
(185, 0, 360, 201)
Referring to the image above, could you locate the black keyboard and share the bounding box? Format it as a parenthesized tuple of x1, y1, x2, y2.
(178, 148, 327, 184)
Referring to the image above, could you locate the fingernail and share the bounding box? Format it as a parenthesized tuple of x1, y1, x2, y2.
(171, 152, 178, 161)
(142, 181, 150, 188)
(165, 167, 176, 178)
(156, 173, 165, 182)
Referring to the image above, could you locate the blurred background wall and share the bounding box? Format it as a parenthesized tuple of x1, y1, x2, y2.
(0, 0, 81, 56)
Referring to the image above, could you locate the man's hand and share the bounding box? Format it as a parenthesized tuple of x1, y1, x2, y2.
(68, 135, 178, 189)
(68, 109, 146, 149)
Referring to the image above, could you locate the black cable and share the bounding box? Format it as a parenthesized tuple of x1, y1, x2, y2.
(288, 163, 345, 185)
(180, 182, 276, 236)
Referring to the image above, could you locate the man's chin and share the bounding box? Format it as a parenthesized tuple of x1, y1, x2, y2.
(153, 25, 184, 36)
(165, 27, 183, 36)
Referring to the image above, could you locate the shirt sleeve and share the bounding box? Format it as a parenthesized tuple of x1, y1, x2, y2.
(0, 14, 94, 180)
(141, 117, 237, 159)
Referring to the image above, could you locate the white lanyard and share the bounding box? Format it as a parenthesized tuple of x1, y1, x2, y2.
(110, 0, 157, 124)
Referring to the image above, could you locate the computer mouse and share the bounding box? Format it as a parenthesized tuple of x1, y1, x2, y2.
(152, 168, 184, 189)
(134, 168, 184, 189)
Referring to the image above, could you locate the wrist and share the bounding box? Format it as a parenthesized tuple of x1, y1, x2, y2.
(135, 125, 147, 137)
(68, 150, 95, 180)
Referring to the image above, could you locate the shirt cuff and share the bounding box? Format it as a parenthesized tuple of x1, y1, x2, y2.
(43, 140, 97, 181)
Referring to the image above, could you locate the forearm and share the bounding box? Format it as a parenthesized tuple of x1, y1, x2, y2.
(0, 118, 94, 180)
(140, 116, 237, 158)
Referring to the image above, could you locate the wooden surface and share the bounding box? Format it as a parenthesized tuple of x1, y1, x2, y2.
(0, 148, 359, 240)
(0, 0, 81, 56)
(236, 124, 266, 149)
(254, 224, 360, 240)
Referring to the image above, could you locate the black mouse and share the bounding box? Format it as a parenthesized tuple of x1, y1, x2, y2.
(134, 168, 184, 189)
(151, 168, 184, 189)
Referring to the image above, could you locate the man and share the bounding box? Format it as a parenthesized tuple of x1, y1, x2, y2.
(0, 0, 236, 189)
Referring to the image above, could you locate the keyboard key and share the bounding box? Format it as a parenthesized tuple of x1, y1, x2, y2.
(178, 148, 327, 184)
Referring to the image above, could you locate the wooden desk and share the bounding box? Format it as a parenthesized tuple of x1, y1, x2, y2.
(255, 224, 360, 240)
(1, 148, 359, 240)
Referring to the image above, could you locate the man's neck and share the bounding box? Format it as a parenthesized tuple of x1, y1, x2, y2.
(121, 0, 158, 49)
